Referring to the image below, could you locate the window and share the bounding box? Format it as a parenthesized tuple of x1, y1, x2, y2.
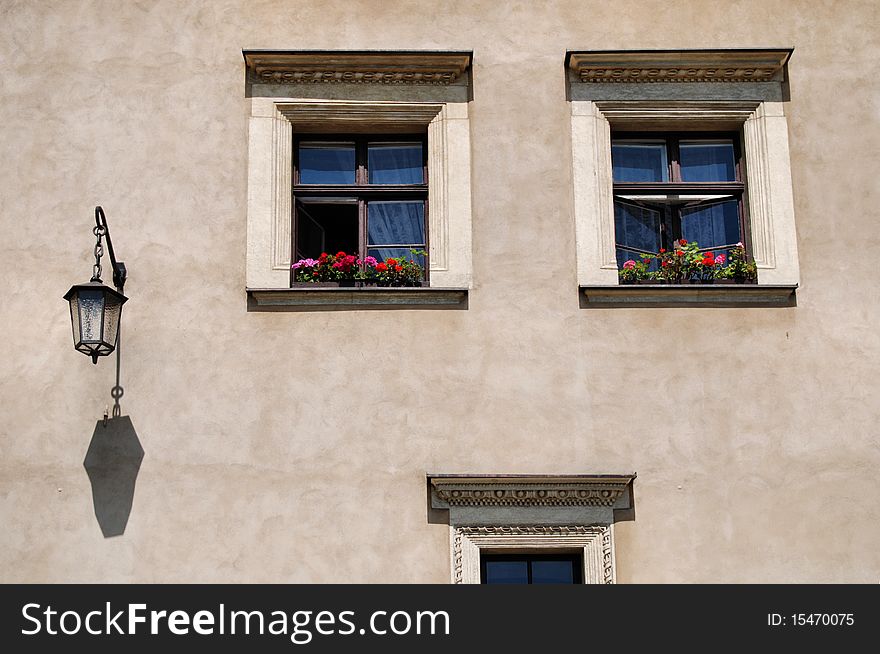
(567, 49, 799, 305)
(612, 133, 747, 272)
(293, 135, 429, 283)
(428, 474, 636, 584)
(243, 51, 474, 306)
(481, 553, 583, 584)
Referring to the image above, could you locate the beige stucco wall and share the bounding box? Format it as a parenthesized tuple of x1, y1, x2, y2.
(1, 0, 878, 583)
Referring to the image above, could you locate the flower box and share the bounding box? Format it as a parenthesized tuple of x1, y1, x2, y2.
(291, 250, 427, 288)
(618, 241, 758, 286)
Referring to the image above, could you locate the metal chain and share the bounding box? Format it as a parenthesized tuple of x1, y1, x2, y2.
(92, 224, 106, 281)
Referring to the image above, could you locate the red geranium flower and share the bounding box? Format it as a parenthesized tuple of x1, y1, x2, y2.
(661, 261, 669, 268)
(319, 252, 328, 261)
(676, 251, 684, 257)
(679, 239, 687, 245)
(336, 251, 346, 258)
(659, 248, 666, 253)
(376, 263, 388, 272)
(394, 265, 403, 272)
(386, 258, 397, 266)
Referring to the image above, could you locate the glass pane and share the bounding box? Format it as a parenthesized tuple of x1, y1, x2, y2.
(614, 201, 661, 252)
(102, 294, 123, 348)
(681, 200, 741, 248)
(531, 560, 575, 584)
(484, 561, 529, 584)
(367, 248, 426, 268)
(298, 143, 355, 184)
(68, 294, 81, 344)
(680, 142, 736, 182)
(612, 143, 668, 182)
(78, 289, 105, 342)
(368, 143, 423, 184)
(368, 201, 425, 245)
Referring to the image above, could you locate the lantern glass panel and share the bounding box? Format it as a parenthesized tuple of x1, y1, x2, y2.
(68, 292, 81, 344)
(78, 289, 105, 342)
(102, 293, 123, 347)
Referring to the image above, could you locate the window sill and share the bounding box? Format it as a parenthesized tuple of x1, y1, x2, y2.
(579, 284, 797, 308)
(247, 287, 468, 309)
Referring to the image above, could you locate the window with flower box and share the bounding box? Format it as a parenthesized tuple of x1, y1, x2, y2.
(243, 50, 474, 308)
(292, 134, 428, 286)
(612, 132, 753, 283)
(567, 48, 799, 307)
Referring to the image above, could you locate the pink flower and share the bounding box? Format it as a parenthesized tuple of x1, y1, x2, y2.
(623, 260, 636, 269)
(715, 254, 726, 265)
(292, 258, 320, 269)
(736, 241, 744, 248)
(363, 256, 378, 267)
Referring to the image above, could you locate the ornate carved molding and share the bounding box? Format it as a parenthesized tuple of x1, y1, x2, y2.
(430, 474, 635, 509)
(567, 49, 792, 83)
(452, 525, 616, 584)
(244, 51, 472, 86)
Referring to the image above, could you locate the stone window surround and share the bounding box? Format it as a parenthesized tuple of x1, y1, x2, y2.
(453, 525, 615, 585)
(568, 49, 800, 295)
(429, 474, 636, 584)
(245, 97, 474, 293)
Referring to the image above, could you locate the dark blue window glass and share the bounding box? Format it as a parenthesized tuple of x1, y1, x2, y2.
(298, 144, 356, 184)
(368, 143, 424, 184)
(482, 555, 581, 584)
(614, 201, 661, 253)
(681, 200, 741, 248)
(612, 143, 668, 182)
(531, 560, 575, 584)
(679, 142, 736, 182)
(484, 561, 529, 584)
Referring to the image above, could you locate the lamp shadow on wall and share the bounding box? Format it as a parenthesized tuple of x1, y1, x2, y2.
(82, 322, 143, 538)
(83, 416, 144, 538)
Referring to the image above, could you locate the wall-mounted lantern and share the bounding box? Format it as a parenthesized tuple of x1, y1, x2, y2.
(64, 206, 128, 364)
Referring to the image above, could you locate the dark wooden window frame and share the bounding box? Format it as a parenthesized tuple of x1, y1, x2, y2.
(612, 130, 751, 259)
(479, 552, 584, 584)
(292, 133, 429, 286)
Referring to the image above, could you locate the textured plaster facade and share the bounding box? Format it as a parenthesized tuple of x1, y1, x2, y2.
(1, 0, 879, 583)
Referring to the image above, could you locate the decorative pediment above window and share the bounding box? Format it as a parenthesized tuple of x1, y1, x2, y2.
(429, 474, 636, 525)
(244, 50, 472, 86)
(567, 49, 792, 84)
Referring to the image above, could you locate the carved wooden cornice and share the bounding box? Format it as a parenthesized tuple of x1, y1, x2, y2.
(430, 474, 636, 509)
(244, 50, 472, 86)
(567, 49, 792, 83)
